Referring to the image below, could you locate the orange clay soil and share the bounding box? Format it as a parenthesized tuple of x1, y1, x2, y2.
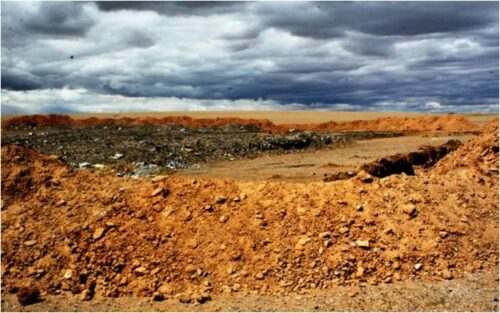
(1, 120, 497, 303)
(2, 113, 479, 133)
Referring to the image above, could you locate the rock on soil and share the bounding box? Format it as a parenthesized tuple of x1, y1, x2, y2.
(16, 286, 40, 305)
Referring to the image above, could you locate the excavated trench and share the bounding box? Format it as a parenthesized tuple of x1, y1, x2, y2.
(323, 140, 463, 182)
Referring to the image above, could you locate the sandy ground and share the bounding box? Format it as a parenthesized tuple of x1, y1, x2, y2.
(2, 267, 497, 312)
(177, 132, 475, 182)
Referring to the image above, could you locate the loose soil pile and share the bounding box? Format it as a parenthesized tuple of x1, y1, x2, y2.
(3, 114, 479, 133)
(1, 120, 498, 304)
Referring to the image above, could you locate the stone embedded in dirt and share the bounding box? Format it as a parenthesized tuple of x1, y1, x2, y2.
(439, 231, 448, 239)
(93, 164, 106, 170)
(355, 240, 370, 249)
(356, 204, 364, 212)
(215, 196, 228, 204)
(356, 170, 373, 183)
(177, 289, 211, 304)
(157, 284, 171, 295)
(402, 204, 418, 218)
(383, 227, 394, 235)
(63, 269, 72, 280)
(295, 236, 311, 250)
(409, 208, 418, 218)
(184, 211, 193, 222)
(150, 187, 164, 197)
(255, 272, 265, 280)
(442, 270, 453, 280)
(162, 206, 175, 217)
(23, 240, 37, 247)
(133, 164, 161, 177)
(339, 227, 350, 234)
(134, 267, 148, 275)
(393, 261, 401, 270)
(185, 264, 197, 275)
(56, 199, 66, 206)
(93, 227, 106, 240)
(356, 267, 365, 277)
(152, 292, 165, 301)
(178, 292, 192, 304)
(254, 212, 264, 220)
(16, 286, 40, 306)
(319, 231, 332, 239)
(203, 205, 213, 212)
(192, 292, 212, 304)
(415, 263, 423, 271)
(78, 162, 90, 168)
(219, 215, 228, 223)
(80, 289, 94, 301)
(112, 153, 123, 160)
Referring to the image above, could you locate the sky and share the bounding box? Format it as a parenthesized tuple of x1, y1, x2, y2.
(1, 1, 499, 114)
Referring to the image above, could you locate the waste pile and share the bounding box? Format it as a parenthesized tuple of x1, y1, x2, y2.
(2, 124, 398, 176)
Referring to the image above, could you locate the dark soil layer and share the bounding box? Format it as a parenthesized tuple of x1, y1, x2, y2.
(360, 140, 463, 178)
(1, 124, 400, 175)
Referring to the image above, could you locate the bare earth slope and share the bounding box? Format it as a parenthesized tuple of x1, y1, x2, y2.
(1, 120, 498, 309)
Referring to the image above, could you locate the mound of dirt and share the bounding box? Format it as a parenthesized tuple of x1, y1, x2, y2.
(360, 140, 463, 178)
(3, 114, 479, 133)
(1, 132, 497, 303)
(435, 119, 499, 174)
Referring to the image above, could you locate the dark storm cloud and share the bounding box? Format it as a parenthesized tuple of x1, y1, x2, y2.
(25, 2, 97, 36)
(1, 69, 42, 91)
(253, 2, 498, 39)
(1, 1, 498, 113)
(1, 2, 96, 39)
(95, 1, 243, 16)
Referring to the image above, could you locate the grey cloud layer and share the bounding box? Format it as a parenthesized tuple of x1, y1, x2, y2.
(1, 1, 498, 113)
